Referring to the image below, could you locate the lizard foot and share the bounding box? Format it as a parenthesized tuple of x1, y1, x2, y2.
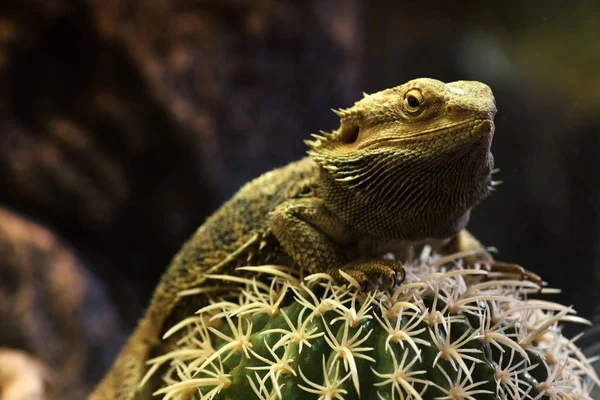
(326, 259, 405, 291)
(485, 261, 544, 292)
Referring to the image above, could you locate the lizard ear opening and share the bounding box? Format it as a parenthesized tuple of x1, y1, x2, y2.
(340, 124, 360, 144)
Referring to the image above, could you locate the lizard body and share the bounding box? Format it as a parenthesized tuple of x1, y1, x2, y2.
(91, 78, 507, 399)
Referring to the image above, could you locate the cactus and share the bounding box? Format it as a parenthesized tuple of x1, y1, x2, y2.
(144, 248, 599, 399)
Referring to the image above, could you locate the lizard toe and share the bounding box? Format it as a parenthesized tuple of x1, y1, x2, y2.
(485, 261, 544, 292)
(326, 268, 369, 290)
(328, 259, 405, 291)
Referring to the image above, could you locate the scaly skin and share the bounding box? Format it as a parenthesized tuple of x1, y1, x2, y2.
(90, 78, 537, 399)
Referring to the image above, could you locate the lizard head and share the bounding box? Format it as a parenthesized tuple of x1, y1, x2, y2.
(307, 78, 497, 240)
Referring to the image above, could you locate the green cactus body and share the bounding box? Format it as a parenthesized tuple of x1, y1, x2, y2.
(147, 251, 599, 400)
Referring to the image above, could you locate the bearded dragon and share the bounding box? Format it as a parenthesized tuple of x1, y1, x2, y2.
(90, 78, 540, 399)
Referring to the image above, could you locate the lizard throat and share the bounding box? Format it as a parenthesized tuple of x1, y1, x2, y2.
(315, 134, 494, 240)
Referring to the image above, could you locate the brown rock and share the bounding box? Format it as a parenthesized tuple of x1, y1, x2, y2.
(0, 207, 124, 399)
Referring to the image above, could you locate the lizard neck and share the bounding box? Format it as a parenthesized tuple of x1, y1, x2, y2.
(317, 139, 493, 241)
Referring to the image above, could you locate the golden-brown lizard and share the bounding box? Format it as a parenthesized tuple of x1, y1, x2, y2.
(90, 78, 539, 399)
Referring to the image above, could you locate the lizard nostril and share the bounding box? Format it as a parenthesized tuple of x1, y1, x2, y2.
(446, 106, 454, 115)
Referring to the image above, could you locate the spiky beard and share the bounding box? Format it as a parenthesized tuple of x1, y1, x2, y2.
(309, 138, 494, 240)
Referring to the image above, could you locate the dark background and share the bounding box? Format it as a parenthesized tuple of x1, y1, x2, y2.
(0, 0, 598, 398)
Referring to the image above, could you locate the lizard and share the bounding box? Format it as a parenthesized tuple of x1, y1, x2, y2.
(90, 78, 541, 399)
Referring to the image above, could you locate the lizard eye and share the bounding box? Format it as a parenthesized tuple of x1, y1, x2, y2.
(404, 89, 424, 114)
(407, 96, 419, 108)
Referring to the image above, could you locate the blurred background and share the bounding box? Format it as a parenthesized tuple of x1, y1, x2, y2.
(0, 0, 598, 398)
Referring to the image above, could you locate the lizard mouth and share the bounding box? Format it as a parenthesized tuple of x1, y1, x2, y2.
(358, 117, 494, 149)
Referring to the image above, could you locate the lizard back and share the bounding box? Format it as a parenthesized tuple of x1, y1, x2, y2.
(148, 157, 319, 329)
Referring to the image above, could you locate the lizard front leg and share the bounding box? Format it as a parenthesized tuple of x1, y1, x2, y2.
(441, 229, 543, 288)
(269, 198, 404, 289)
